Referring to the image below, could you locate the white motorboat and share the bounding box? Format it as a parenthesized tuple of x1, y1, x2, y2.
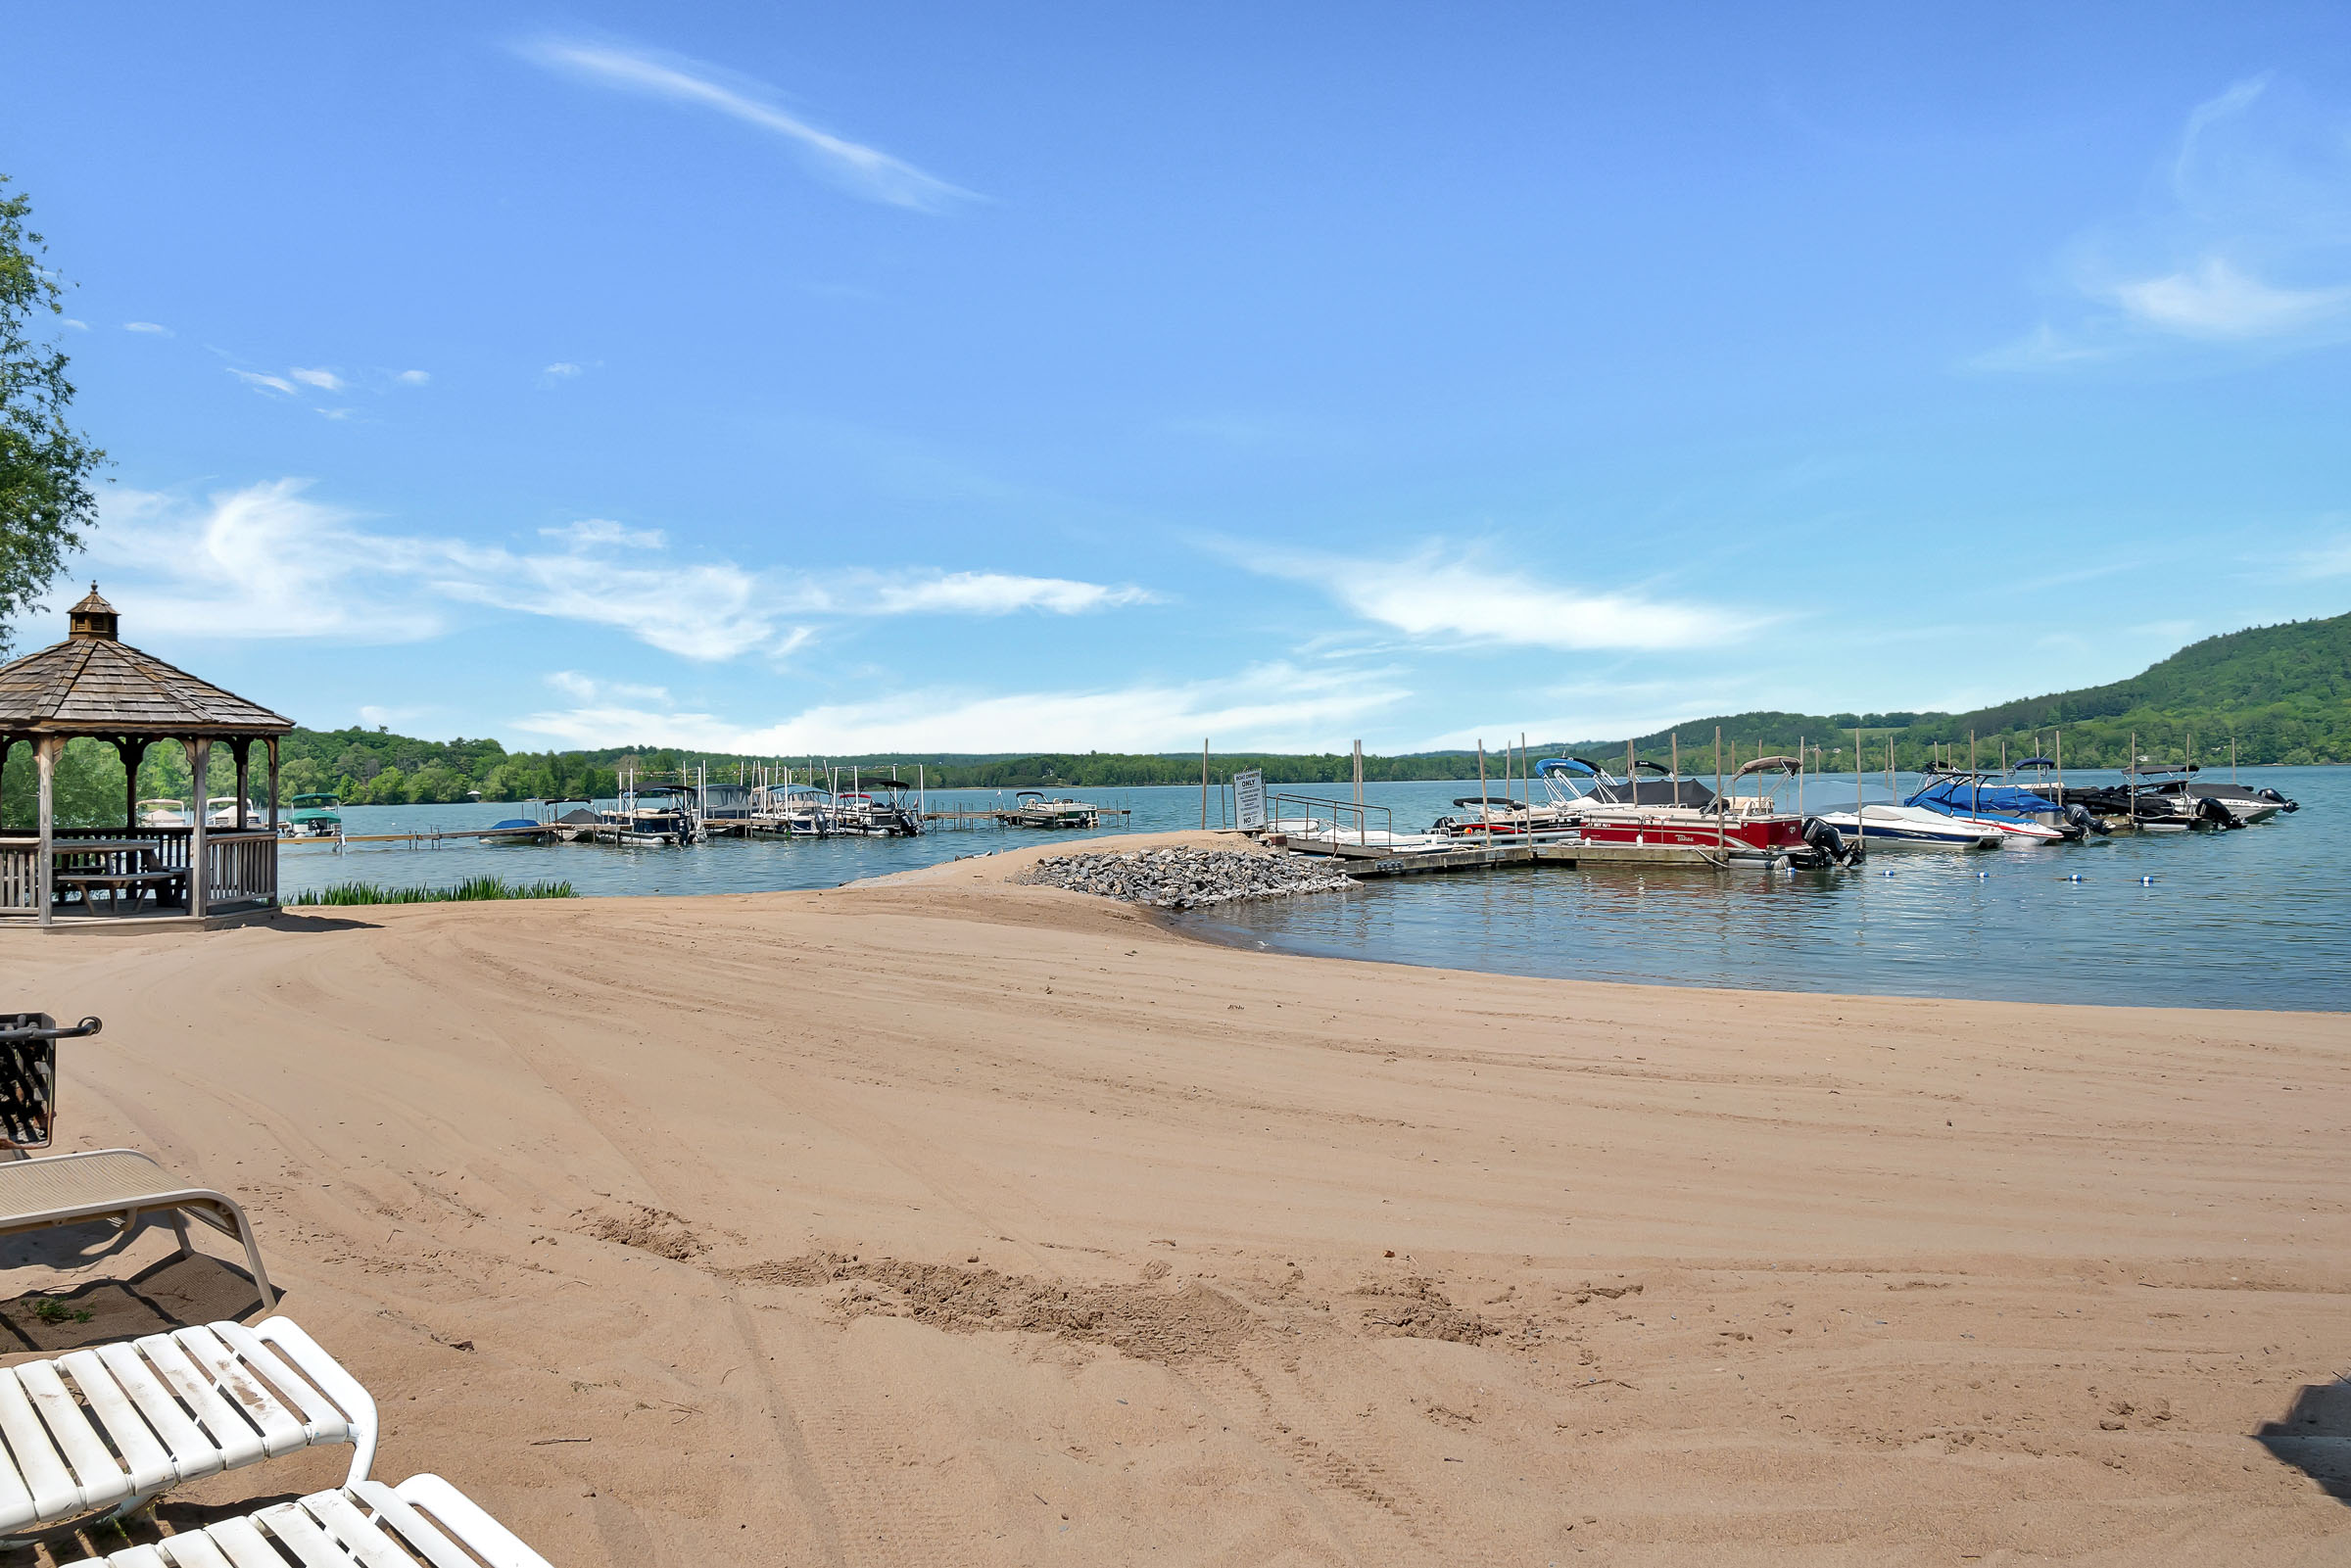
(1810, 802, 2004, 849)
(136, 797, 190, 828)
(205, 796, 263, 829)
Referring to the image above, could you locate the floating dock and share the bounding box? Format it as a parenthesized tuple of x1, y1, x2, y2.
(1266, 833, 1742, 875)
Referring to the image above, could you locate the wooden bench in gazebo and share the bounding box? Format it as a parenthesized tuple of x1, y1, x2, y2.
(0, 587, 292, 928)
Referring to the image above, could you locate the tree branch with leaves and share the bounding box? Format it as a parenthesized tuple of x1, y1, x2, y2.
(0, 174, 106, 659)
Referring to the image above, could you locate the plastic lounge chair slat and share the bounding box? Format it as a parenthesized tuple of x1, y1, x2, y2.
(300, 1489, 416, 1568)
(170, 1328, 307, 1458)
(388, 1475, 554, 1568)
(13, 1359, 119, 1507)
(92, 1343, 220, 1480)
(149, 1534, 236, 1568)
(0, 1377, 44, 1528)
(342, 1483, 479, 1568)
(59, 1352, 175, 1494)
(0, 1369, 75, 1526)
(137, 1335, 266, 1469)
(199, 1514, 290, 1568)
(251, 1500, 352, 1568)
(101, 1547, 167, 1568)
(212, 1323, 351, 1445)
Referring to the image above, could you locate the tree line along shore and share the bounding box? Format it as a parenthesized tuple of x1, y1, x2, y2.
(2, 609, 2342, 823)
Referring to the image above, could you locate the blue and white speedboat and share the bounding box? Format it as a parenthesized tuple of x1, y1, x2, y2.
(1810, 801, 2005, 849)
(1902, 771, 2070, 845)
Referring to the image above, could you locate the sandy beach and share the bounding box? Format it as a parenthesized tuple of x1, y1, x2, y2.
(4, 831, 2346, 1565)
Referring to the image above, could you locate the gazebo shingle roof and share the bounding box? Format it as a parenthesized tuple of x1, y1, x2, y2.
(0, 592, 291, 736)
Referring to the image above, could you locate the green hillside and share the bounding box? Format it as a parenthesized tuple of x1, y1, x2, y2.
(3, 611, 2341, 822)
(1586, 610, 2349, 776)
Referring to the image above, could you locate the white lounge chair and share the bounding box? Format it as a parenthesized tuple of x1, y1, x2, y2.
(0, 1317, 373, 1544)
(77, 1474, 552, 1567)
(0, 1149, 277, 1309)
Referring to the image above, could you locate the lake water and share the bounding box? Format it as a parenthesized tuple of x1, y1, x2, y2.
(285, 768, 2347, 1012)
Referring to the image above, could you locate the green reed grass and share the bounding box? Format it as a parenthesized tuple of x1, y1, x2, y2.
(289, 876, 577, 906)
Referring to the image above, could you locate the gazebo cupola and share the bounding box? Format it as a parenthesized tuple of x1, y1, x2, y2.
(68, 584, 120, 641)
(0, 587, 292, 927)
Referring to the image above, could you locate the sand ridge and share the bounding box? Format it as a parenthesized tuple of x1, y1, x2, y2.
(2, 835, 2346, 1564)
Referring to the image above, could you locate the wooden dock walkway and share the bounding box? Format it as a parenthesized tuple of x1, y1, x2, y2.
(1269, 836, 1733, 875)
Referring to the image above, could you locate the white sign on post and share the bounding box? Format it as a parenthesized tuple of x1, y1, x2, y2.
(1232, 768, 1268, 832)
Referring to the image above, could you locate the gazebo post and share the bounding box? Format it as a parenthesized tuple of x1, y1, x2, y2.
(266, 737, 279, 833)
(116, 736, 148, 831)
(231, 738, 251, 831)
(188, 737, 211, 920)
(35, 737, 59, 928)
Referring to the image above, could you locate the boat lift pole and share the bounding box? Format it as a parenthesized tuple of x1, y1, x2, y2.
(1201, 738, 1209, 831)
(1855, 725, 1864, 845)
(1714, 726, 1724, 857)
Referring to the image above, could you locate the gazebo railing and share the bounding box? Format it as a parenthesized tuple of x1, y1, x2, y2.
(0, 826, 277, 919)
(205, 832, 277, 906)
(0, 843, 33, 915)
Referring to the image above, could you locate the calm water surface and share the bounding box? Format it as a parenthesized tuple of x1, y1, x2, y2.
(287, 770, 2347, 1011)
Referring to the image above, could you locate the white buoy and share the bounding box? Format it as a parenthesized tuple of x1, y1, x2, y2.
(2138, 875, 2156, 885)
(2065, 874, 2087, 882)
(1977, 871, 1990, 879)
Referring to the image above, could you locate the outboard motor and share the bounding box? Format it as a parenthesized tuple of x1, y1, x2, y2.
(2065, 803, 2107, 837)
(1800, 816, 1860, 867)
(2195, 795, 2243, 830)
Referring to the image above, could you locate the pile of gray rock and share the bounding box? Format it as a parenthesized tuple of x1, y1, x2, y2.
(1021, 846, 1356, 910)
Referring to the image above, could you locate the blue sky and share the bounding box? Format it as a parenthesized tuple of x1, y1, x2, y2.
(6, 5, 2350, 753)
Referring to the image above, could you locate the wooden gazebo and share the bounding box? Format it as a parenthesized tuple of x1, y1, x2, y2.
(0, 586, 289, 927)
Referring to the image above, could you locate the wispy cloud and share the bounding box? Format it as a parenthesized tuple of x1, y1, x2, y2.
(547, 671, 675, 706)
(79, 480, 1155, 660)
(1243, 544, 1765, 652)
(61, 318, 87, 331)
(288, 366, 345, 391)
(1981, 74, 2351, 368)
(395, 369, 430, 385)
(542, 361, 582, 379)
(513, 661, 1406, 754)
(867, 571, 1154, 616)
(519, 37, 977, 213)
(84, 481, 433, 641)
(122, 321, 170, 335)
(229, 369, 298, 396)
